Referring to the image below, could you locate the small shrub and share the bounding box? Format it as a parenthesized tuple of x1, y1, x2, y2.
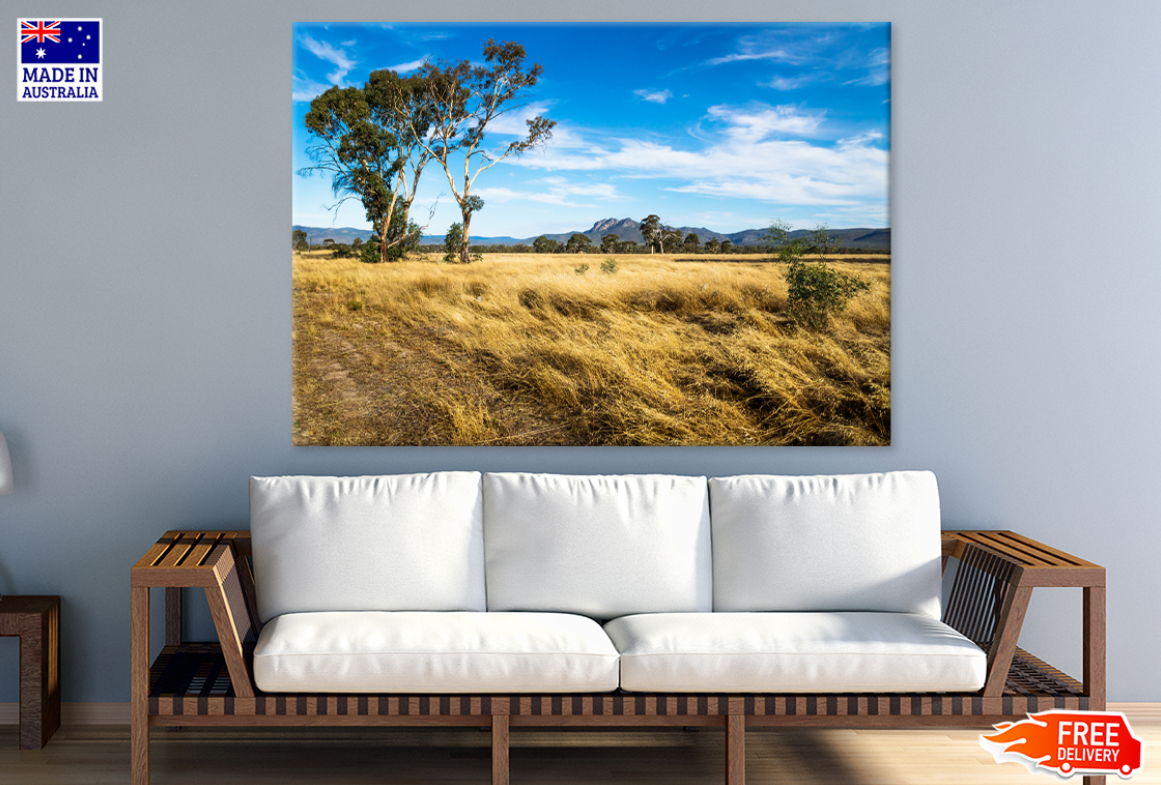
(767, 220, 868, 329)
(443, 223, 464, 263)
(348, 300, 365, 312)
(600, 258, 619, 274)
(574, 264, 590, 275)
(783, 261, 869, 329)
(360, 236, 381, 264)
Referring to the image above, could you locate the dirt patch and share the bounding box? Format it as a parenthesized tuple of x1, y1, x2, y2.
(293, 293, 563, 445)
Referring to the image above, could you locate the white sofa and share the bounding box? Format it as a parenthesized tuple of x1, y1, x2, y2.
(130, 470, 1105, 785)
(248, 471, 984, 696)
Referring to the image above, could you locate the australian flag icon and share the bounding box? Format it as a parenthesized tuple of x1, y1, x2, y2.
(21, 20, 101, 64)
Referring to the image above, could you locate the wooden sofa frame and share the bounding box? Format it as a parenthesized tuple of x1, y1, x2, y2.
(130, 530, 1106, 785)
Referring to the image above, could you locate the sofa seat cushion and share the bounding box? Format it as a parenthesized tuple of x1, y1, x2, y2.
(603, 612, 986, 693)
(253, 611, 620, 694)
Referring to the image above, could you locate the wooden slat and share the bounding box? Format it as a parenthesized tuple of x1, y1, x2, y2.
(155, 532, 210, 569)
(231, 543, 262, 638)
(203, 544, 255, 699)
(131, 533, 181, 571)
(983, 586, 1032, 697)
(944, 530, 1104, 587)
(944, 545, 1019, 643)
(132, 532, 255, 589)
(979, 531, 1098, 569)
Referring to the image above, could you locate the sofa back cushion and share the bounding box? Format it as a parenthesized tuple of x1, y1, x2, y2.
(709, 471, 942, 617)
(250, 473, 485, 622)
(483, 473, 712, 618)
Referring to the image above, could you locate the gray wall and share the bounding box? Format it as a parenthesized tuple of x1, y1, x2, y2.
(2, 0, 1159, 703)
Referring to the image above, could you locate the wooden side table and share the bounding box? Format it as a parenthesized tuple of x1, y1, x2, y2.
(0, 595, 61, 749)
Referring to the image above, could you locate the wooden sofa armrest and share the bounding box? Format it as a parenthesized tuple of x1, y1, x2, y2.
(942, 539, 1031, 697)
(132, 531, 260, 698)
(940, 530, 1105, 704)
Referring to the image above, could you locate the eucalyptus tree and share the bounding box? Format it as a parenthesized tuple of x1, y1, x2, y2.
(566, 233, 593, 253)
(411, 40, 556, 263)
(300, 71, 435, 264)
(662, 227, 684, 253)
(533, 235, 559, 253)
(301, 86, 396, 261)
(363, 69, 438, 258)
(600, 233, 620, 253)
(640, 214, 662, 253)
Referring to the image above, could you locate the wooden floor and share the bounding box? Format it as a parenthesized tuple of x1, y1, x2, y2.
(2, 704, 1159, 784)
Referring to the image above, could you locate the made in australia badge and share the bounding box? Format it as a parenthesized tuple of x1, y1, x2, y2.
(18, 19, 102, 101)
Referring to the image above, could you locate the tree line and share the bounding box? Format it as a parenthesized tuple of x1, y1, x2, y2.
(293, 233, 887, 258)
(299, 39, 554, 265)
(292, 226, 887, 259)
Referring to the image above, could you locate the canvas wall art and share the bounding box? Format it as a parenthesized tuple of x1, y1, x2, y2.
(292, 23, 890, 446)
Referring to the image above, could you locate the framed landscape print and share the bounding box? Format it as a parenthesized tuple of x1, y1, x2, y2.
(292, 23, 890, 446)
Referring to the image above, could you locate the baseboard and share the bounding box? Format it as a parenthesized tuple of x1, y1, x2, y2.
(1, 701, 1157, 727)
(0, 702, 129, 725)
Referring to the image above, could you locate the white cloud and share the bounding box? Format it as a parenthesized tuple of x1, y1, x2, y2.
(504, 103, 887, 209)
(292, 72, 332, 103)
(559, 182, 620, 199)
(838, 131, 884, 147)
(706, 48, 800, 67)
(473, 178, 621, 208)
(764, 75, 813, 91)
(706, 104, 826, 142)
(634, 88, 673, 104)
(471, 187, 526, 203)
(389, 58, 427, 73)
(298, 32, 357, 85)
(843, 47, 890, 86)
(486, 102, 556, 136)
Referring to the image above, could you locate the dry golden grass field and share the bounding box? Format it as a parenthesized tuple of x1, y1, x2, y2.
(292, 251, 890, 446)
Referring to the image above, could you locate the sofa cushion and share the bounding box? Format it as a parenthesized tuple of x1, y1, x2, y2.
(482, 473, 712, 618)
(604, 612, 986, 693)
(252, 611, 621, 693)
(709, 472, 942, 617)
(250, 473, 485, 622)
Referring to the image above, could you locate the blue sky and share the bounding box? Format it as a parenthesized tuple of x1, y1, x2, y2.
(292, 23, 890, 238)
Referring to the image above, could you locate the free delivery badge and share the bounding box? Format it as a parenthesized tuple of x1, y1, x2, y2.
(981, 710, 1143, 780)
(18, 19, 102, 101)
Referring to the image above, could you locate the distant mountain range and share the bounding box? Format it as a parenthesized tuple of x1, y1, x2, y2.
(292, 220, 890, 250)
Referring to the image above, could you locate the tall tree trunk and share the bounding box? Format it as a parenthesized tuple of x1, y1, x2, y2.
(375, 193, 392, 264)
(459, 205, 473, 264)
(378, 221, 391, 264)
